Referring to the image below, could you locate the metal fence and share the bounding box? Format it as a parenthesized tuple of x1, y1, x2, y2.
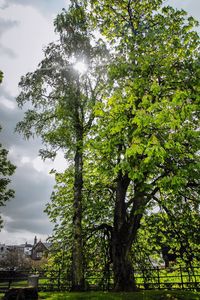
(134, 266, 200, 291)
(0, 266, 199, 292)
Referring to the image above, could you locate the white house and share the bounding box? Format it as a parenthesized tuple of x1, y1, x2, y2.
(24, 242, 33, 256)
(0, 244, 7, 260)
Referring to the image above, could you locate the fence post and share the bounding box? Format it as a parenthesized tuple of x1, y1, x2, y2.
(107, 266, 110, 291)
(157, 267, 160, 290)
(58, 268, 61, 291)
(142, 269, 147, 289)
(193, 266, 198, 290)
(180, 266, 184, 290)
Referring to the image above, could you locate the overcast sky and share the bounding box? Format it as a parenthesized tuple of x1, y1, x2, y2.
(0, 0, 68, 245)
(0, 0, 199, 246)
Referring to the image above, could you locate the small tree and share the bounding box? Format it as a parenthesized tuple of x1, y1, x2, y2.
(0, 71, 16, 228)
(0, 249, 31, 270)
(0, 71, 3, 83)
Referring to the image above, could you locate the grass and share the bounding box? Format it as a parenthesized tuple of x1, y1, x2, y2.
(38, 290, 200, 300)
(0, 290, 199, 300)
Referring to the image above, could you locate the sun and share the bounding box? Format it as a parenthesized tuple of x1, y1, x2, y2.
(73, 61, 88, 75)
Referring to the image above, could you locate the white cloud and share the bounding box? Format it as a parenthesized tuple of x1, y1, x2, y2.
(0, 3, 57, 96)
(0, 96, 16, 109)
(2, 0, 67, 16)
(32, 156, 52, 173)
(0, 0, 6, 8)
(51, 151, 67, 173)
(20, 156, 31, 164)
(11, 150, 66, 174)
(32, 153, 66, 174)
(0, 226, 48, 245)
(0, 215, 35, 245)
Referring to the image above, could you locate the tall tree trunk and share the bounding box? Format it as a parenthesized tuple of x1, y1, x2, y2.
(71, 84, 84, 290)
(72, 141, 84, 291)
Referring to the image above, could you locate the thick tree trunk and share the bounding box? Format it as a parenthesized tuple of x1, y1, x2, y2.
(112, 214, 143, 291)
(112, 171, 144, 291)
(112, 233, 136, 291)
(112, 172, 136, 291)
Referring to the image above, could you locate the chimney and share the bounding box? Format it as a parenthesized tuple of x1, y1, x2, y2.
(34, 236, 37, 245)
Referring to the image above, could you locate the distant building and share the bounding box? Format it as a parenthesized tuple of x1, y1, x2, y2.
(0, 237, 51, 264)
(7, 245, 24, 253)
(0, 243, 25, 261)
(31, 240, 50, 260)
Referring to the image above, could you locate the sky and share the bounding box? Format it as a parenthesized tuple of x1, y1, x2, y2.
(0, 0, 199, 246)
(0, 0, 68, 245)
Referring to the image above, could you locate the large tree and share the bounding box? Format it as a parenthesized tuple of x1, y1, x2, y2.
(16, 0, 199, 292)
(16, 2, 108, 290)
(86, 0, 200, 291)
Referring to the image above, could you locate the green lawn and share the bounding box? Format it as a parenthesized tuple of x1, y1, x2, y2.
(39, 291, 200, 300)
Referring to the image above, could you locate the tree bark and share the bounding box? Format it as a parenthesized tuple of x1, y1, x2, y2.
(72, 139, 84, 291)
(112, 172, 145, 291)
(112, 232, 136, 291)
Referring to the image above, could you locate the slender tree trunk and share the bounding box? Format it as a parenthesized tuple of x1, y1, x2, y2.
(71, 82, 84, 290)
(72, 139, 84, 291)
